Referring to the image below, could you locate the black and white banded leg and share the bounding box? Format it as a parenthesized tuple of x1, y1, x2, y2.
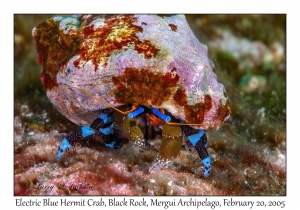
(181, 125, 211, 177)
(56, 109, 119, 159)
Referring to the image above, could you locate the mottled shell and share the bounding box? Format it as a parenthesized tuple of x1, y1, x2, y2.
(33, 14, 230, 129)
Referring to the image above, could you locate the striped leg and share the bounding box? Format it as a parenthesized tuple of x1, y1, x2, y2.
(181, 126, 211, 177)
(90, 111, 120, 149)
(56, 109, 119, 159)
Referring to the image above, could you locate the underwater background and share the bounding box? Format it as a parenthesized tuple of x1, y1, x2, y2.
(14, 14, 286, 195)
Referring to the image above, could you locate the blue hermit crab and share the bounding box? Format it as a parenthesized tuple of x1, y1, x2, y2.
(32, 15, 230, 177)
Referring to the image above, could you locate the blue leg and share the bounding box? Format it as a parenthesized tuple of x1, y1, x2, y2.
(56, 109, 119, 159)
(181, 126, 211, 177)
(92, 112, 120, 149)
(56, 125, 95, 158)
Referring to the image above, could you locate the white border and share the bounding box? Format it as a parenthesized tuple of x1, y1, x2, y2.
(4, 0, 296, 209)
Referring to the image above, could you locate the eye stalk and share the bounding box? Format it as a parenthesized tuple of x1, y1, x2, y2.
(152, 108, 171, 122)
(128, 106, 144, 118)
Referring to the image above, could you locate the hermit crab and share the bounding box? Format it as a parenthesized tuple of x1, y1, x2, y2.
(33, 14, 230, 177)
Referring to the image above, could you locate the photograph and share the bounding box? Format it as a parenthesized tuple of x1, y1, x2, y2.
(14, 14, 286, 196)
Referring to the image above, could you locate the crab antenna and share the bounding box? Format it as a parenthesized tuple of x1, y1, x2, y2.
(166, 122, 220, 127)
(74, 87, 137, 115)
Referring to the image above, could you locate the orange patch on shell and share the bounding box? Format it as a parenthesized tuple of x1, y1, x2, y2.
(173, 88, 212, 124)
(112, 67, 179, 106)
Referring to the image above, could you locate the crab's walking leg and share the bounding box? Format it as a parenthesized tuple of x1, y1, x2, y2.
(56, 109, 119, 159)
(181, 126, 211, 177)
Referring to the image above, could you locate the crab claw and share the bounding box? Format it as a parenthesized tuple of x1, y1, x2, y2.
(123, 115, 145, 146)
(159, 123, 183, 160)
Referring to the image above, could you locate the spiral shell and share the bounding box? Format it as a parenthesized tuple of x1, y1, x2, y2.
(33, 14, 230, 129)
